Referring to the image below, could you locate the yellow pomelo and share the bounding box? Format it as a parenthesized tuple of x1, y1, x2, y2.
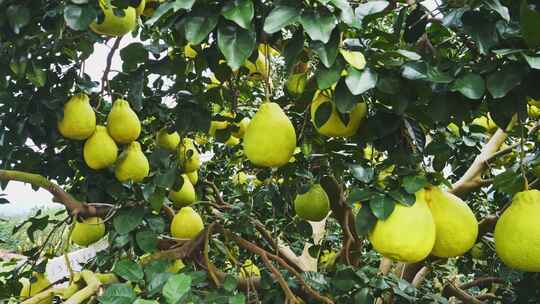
(528, 98, 540, 107)
(368, 190, 436, 263)
(156, 128, 180, 151)
(107, 99, 141, 144)
(528, 105, 540, 118)
(239, 259, 261, 278)
(495, 190, 540, 272)
(58, 94, 96, 140)
(286, 72, 308, 96)
(319, 250, 338, 270)
(447, 122, 460, 137)
(243, 102, 296, 167)
(167, 259, 186, 273)
(294, 184, 330, 222)
(84, 125, 118, 170)
(471, 115, 497, 134)
(71, 217, 106, 246)
(171, 207, 204, 239)
(115, 141, 150, 182)
(169, 174, 196, 207)
(310, 90, 367, 137)
(184, 44, 197, 59)
(90, 0, 137, 37)
(232, 117, 250, 138)
(424, 187, 478, 257)
(135, 0, 146, 15)
(244, 44, 277, 80)
(178, 138, 201, 172)
(186, 171, 198, 185)
(209, 120, 229, 137)
(339, 49, 366, 70)
(20, 273, 52, 304)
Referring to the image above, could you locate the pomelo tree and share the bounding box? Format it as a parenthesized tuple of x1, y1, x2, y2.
(1, 0, 540, 303)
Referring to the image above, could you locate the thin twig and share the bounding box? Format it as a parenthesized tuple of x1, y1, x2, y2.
(100, 37, 123, 104)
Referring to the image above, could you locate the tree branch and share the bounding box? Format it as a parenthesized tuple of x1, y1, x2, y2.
(0, 169, 107, 218)
(100, 36, 122, 102)
(442, 281, 483, 304)
(459, 277, 504, 290)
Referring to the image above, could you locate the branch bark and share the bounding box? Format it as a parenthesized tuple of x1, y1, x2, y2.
(442, 281, 483, 304)
(0, 169, 107, 218)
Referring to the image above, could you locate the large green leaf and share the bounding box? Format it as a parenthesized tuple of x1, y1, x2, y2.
(300, 8, 337, 43)
(462, 11, 499, 54)
(311, 30, 340, 68)
(222, 0, 254, 29)
(163, 274, 192, 304)
(520, 1, 540, 49)
(369, 194, 395, 220)
(113, 260, 144, 282)
(99, 284, 137, 304)
(334, 78, 358, 113)
(64, 4, 96, 31)
(146, 0, 196, 25)
(345, 67, 377, 95)
(263, 4, 300, 33)
(113, 208, 145, 234)
(316, 60, 343, 89)
(450, 73, 485, 99)
(218, 23, 256, 70)
(7, 5, 31, 34)
(486, 63, 527, 98)
(355, 1, 388, 24)
(183, 9, 219, 45)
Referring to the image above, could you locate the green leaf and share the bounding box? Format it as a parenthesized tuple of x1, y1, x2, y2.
(462, 11, 498, 54)
(354, 287, 374, 304)
(331, 0, 360, 28)
(113, 260, 144, 282)
(493, 170, 526, 196)
(388, 189, 415, 206)
(229, 293, 246, 304)
(113, 208, 145, 234)
(64, 4, 96, 31)
(346, 188, 377, 205)
(354, 205, 377, 237)
(523, 53, 540, 69)
(222, 0, 254, 29)
(120, 43, 148, 72)
(134, 300, 159, 304)
(345, 67, 378, 95)
(26, 63, 47, 88)
(369, 194, 395, 220)
(264, 4, 299, 33)
(136, 230, 158, 253)
(7, 5, 31, 34)
(146, 0, 196, 25)
(395, 49, 421, 60)
(314, 100, 333, 128)
(147, 272, 173, 296)
(300, 8, 337, 43)
(355, 1, 388, 23)
(402, 175, 428, 194)
(403, 7, 427, 43)
(183, 9, 219, 45)
(218, 23, 256, 70)
(350, 165, 374, 183)
(520, 1, 540, 49)
(163, 274, 192, 304)
(311, 30, 340, 68)
(483, 0, 509, 21)
(316, 60, 343, 89)
(401, 62, 427, 80)
(283, 29, 305, 72)
(486, 63, 527, 98)
(426, 65, 453, 83)
(223, 274, 238, 292)
(99, 284, 137, 304)
(450, 73, 485, 99)
(334, 78, 357, 113)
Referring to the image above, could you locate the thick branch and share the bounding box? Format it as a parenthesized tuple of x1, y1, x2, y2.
(442, 281, 483, 304)
(64, 270, 101, 304)
(459, 277, 504, 290)
(450, 129, 508, 197)
(224, 228, 334, 304)
(0, 170, 106, 217)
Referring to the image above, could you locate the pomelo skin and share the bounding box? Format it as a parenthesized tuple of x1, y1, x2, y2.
(495, 190, 540, 272)
(243, 102, 296, 168)
(425, 186, 478, 258)
(294, 184, 330, 222)
(368, 190, 436, 263)
(310, 90, 367, 137)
